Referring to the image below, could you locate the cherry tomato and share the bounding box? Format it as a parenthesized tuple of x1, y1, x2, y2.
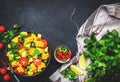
(0, 25, 5, 32)
(56, 51, 63, 57)
(33, 58, 42, 66)
(57, 57, 62, 61)
(19, 57, 28, 67)
(3, 74, 10, 81)
(40, 39, 48, 48)
(62, 55, 66, 59)
(0, 68, 7, 75)
(66, 50, 71, 59)
(0, 42, 4, 49)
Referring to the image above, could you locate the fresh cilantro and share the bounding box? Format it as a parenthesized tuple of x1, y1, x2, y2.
(84, 29, 120, 82)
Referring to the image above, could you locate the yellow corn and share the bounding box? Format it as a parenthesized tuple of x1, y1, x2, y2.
(42, 52, 49, 59)
(11, 36, 19, 43)
(31, 33, 37, 40)
(28, 48, 35, 55)
(8, 44, 11, 48)
(11, 61, 19, 68)
(34, 41, 44, 47)
(24, 37, 34, 44)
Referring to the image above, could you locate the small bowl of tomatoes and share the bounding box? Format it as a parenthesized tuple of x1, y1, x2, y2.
(54, 45, 71, 63)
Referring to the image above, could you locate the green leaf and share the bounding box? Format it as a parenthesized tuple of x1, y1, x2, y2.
(111, 29, 118, 36)
(84, 38, 91, 44)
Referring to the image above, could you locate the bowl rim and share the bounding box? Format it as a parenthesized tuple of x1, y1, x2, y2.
(54, 45, 71, 63)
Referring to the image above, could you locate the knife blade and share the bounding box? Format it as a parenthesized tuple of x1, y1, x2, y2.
(0, 54, 21, 82)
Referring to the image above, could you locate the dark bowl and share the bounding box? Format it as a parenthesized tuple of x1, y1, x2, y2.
(5, 31, 51, 77)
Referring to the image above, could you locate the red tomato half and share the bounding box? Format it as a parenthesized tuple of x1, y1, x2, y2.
(0, 25, 5, 32)
(33, 58, 42, 66)
(19, 57, 28, 67)
(40, 39, 48, 48)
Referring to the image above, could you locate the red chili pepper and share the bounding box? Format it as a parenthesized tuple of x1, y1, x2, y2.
(17, 42, 23, 48)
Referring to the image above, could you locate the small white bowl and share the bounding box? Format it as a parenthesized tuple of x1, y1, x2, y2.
(54, 45, 71, 63)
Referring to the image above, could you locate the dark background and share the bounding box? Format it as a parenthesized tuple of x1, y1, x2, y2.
(0, 0, 120, 82)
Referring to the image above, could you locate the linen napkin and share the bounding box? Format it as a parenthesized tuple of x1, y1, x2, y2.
(49, 3, 120, 82)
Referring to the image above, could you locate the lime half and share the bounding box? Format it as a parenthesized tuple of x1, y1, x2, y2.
(70, 65, 83, 75)
(79, 54, 87, 69)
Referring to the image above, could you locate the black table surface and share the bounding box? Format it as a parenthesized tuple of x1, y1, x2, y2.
(0, 0, 120, 82)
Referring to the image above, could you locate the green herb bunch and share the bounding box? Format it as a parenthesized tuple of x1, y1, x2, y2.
(83, 29, 120, 82)
(1, 24, 21, 44)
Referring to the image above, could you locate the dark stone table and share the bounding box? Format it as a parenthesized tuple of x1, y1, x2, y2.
(0, 0, 119, 82)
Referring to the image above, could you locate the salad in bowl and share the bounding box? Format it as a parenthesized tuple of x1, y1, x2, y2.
(6, 31, 50, 76)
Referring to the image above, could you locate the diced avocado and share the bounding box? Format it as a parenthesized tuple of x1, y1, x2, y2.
(27, 71, 33, 76)
(8, 54, 14, 61)
(15, 56, 20, 60)
(43, 59, 48, 63)
(30, 42, 35, 47)
(28, 57, 33, 63)
(21, 50, 28, 57)
(20, 32, 28, 37)
(33, 48, 40, 58)
(44, 46, 48, 52)
(24, 43, 31, 48)
(26, 65, 31, 70)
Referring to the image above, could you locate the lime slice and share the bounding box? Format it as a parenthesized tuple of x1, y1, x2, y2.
(70, 65, 83, 75)
(79, 54, 87, 69)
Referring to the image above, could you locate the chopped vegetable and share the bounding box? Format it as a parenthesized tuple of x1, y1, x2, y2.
(33, 58, 42, 66)
(19, 57, 29, 67)
(16, 66, 26, 75)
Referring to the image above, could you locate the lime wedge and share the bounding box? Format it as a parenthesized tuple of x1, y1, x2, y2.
(79, 54, 87, 69)
(70, 65, 83, 75)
